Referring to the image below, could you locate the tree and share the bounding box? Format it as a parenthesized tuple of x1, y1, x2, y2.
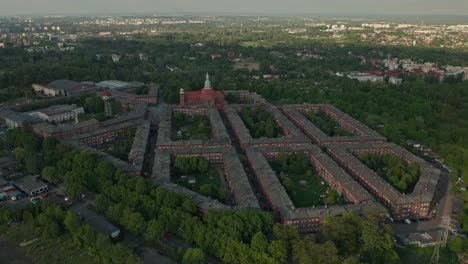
(448, 237, 465, 254)
(273, 223, 300, 252)
(198, 159, 209, 173)
(135, 178, 149, 194)
(145, 219, 166, 243)
(268, 240, 287, 263)
(361, 213, 398, 264)
(182, 199, 197, 214)
(64, 211, 80, 232)
(323, 213, 362, 255)
(199, 184, 215, 198)
(282, 177, 294, 192)
(251, 231, 269, 253)
(292, 239, 340, 264)
(64, 171, 86, 199)
(41, 166, 60, 184)
(182, 248, 205, 264)
(94, 194, 111, 214)
(41, 219, 62, 238)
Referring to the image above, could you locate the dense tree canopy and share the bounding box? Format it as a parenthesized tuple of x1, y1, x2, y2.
(240, 107, 283, 138)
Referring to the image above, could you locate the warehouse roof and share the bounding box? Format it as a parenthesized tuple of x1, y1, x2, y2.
(71, 202, 120, 237)
(13, 175, 47, 193)
(47, 79, 83, 91)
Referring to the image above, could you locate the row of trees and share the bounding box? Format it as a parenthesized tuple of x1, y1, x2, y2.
(174, 156, 210, 175)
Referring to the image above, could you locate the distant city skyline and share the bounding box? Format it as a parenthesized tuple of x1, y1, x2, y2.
(1, 0, 468, 17)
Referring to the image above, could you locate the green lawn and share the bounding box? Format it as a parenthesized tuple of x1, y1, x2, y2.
(396, 245, 457, 264)
(2, 223, 96, 264)
(303, 110, 354, 137)
(172, 112, 211, 141)
(280, 172, 327, 207)
(271, 153, 346, 208)
(172, 157, 227, 203)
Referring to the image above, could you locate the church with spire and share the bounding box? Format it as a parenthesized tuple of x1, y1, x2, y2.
(179, 73, 226, 109)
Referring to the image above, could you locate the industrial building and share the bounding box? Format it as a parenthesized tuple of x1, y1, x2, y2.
(0, 109, 40, 128)
(32, 79, 97, 96)
(27, 105, 84, 123)
(13, 175, 48, 196)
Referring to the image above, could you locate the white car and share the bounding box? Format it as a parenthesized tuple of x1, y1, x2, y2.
(29, 197, 41, 204)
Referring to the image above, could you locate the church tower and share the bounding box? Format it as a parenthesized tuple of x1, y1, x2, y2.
(179, 88, 185, 105)
(203, 72, 212, 90)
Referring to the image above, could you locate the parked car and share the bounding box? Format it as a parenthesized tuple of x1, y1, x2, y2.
(29, 197, 41, 204)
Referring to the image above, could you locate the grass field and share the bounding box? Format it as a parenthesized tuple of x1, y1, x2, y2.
(395, 245, 457, 264)
(172, 166, 227, 203)
(232, 61, 260, 72)
(172, 113, 211, 141)
(271, 153, 347, 208)
(175, 169, 221, 191)
(1, 223, 96, 264)
(280, 172, 328, 207)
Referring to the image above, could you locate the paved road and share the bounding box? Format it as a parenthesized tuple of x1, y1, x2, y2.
(121, 232, 176, 264)
(391, 168, 454, 241)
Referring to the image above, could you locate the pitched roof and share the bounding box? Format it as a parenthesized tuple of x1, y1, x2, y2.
(47, 80, 82, 91)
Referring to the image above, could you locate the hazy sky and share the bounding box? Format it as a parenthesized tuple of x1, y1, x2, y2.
(1, 0, 468, 16)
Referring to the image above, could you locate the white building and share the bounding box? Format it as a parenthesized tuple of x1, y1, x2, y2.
(347, 72, 384, 83)
(384, 59, 399, 70)
(389, 77, 403, 85)
(27, 105, 84, 123)
(111, 54, 120, 63)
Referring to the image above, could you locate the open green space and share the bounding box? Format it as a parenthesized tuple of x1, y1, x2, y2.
(172, 112, 211, 141)
(172, 156, 227, 203)
(355, 153, 419, 194)
(239, 107, 283, 139)
(0, 204, 140, 264)
(1, 228, 95, 264)
(303, 110, 354, 137)
(106, 128, 136, 161)
(395, 245, 457, 264)
(270, 152, 346, 207)
(78, 94, 122, 122)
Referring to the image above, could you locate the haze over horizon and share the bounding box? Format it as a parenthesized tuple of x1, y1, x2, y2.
(1, 0, 468, 17)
